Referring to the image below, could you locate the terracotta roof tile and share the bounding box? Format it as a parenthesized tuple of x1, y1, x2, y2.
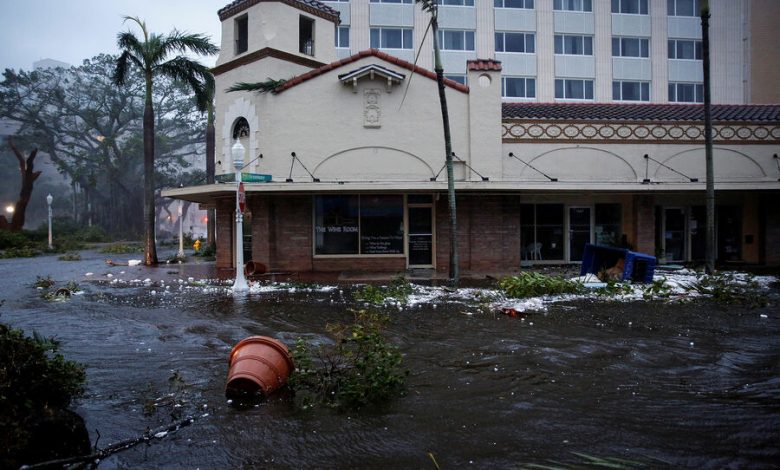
(273, 49, 470, 94)
(467, 59, 502, 71)
(502, 102, 780, 122)
(218, 0, 340, 22)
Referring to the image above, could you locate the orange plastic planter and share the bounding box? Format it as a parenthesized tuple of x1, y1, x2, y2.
(225, 336, 294, 399)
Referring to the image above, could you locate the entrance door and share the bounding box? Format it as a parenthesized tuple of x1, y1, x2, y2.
(407, 206, 434, 267)
(663, 208, 686, 262)
(717, 206, 742, 261)
(569, 207, 592, 262)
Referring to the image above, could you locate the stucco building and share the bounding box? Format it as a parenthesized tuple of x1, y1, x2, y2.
(163, 0, 780, 275)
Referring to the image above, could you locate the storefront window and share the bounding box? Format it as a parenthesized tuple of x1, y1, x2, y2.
(595, 204, 621, 246)
(520, 204, 564, 261)
(314, 195, 403, 255)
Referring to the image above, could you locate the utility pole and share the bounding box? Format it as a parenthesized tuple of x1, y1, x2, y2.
(701, 0, 716, 274)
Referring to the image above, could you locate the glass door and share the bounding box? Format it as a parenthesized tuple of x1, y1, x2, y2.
(568, 207, 592, 262)
(663, 207, 686, 262)
(407, 206, 434, 267)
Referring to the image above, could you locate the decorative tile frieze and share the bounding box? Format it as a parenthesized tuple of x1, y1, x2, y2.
(502, 120, 780, 144)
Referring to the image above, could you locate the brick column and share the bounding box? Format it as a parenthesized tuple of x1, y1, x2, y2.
(250, 195, 271, 269)
(215, 197, 234, 269)
(632, 194, 656, 256)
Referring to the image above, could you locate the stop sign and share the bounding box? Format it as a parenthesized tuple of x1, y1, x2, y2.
(238, 182, 246, 214)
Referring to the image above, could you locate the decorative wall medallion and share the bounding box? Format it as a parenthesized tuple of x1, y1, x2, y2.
(502, 120, 780, 145)
(364, 89, 381, 128)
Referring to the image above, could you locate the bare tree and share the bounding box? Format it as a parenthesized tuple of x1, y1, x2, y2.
(1, 139, 41, 231)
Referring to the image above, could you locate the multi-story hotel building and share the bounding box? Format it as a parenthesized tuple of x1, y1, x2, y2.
(164, 0, 780, 275)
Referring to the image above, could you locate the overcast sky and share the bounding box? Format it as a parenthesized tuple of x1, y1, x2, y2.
(0, 0, 226, 71)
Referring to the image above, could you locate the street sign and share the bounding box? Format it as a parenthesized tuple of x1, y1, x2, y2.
(238, 182, 246, 214)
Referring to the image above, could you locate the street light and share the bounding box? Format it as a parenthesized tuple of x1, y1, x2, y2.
(231, 139, 248, 292)
(5, 205, 13, 215)
(177, 200, 185, 259)
(46, 194, 53, 249)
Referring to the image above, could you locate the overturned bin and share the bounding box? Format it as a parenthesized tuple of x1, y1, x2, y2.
(225, 336, 294, 399)
(580, 243, 656, 283)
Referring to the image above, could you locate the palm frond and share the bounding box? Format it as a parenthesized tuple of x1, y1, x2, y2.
(415, 0, 438, 15)
(113, 50, 139, 86)
(158, 30, 219, 61)
(122, 16, 148, 42)
(226, 79, 287, 94)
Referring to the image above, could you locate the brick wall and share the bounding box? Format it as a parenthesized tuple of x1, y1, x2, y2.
(632, 195, 656, 256)
(215, 197, 234, 269)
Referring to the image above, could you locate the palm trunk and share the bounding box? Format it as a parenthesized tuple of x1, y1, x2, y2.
(430, 15, 459, 285)
(143, 74, 158, 265)
(206, 100, 216, 247)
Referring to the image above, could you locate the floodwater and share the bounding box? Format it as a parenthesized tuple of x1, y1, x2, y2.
(1, 250, 779, 469)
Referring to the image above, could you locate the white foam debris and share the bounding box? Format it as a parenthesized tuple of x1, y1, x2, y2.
(154, 431, 168, 438)
(128, 259, 142, 266)
(85, 272, 93, 276)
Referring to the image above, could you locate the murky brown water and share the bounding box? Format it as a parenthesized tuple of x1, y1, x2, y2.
(1, 251, 778, 469)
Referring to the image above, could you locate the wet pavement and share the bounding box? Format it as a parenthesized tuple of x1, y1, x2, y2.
(1, 249, 779, 469)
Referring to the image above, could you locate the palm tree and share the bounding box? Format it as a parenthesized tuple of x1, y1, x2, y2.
(415, 0, 459, 284)
(113, 16, 217, 265)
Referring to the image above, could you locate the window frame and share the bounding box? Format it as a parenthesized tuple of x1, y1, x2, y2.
(495, 31, 536, 54)
(612, 80, 651, 101)
(442, 0, 475, 6)
(668, 82, 704, 103)
(667, 0, 699, 17)
(234, 14, 248, 55)
(494, 0, 535, 8)
(369, 0, 413, 3)
(502, 76, 536, 99)
(554, 34, 594, 55)
(611, 0, 649, 15)
(370, 27, 414, 49)
(555, 78, 594, 100)
(335, 25, 350, 48)
(553, 0, 592, 12)
(668, 39, 703, 60)
(444, 74, 468, 85)
(438, 29, 476, 51)
(612, 36, 650, 58)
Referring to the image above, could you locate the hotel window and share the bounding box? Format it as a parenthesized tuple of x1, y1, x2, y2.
(370, 28, 413, 49)
(494, 0, 534, 8)
(328, 0, 350, 2)
(611, 0, 648, 14)
(235, 15, 248, 54)
(370, 0, 413, 3)
(667, 0, 699, 16)
(520, 204, 565, 261)
(314, 195, 404, 255)
(554, 0, 592, 11)
(502, 77, 536, 98)
(668, 39, 702, 60)
(495, 32, 535, 53)
(613, 80, 650, 101)
(612, 37, 649, 57)
(669, 82, 703, 102)
(555, 79, 594, 100)
(445, 74, 467, 85)
(438, 30, 475, 51)
(443, 0, 474, 6)
(335, 26, 350, 48)
(554, 34, 593, 55)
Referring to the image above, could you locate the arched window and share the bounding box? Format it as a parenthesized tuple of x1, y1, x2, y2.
(231, 117, 251, 168)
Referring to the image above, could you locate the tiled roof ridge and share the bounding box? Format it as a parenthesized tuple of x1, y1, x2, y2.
(501, 102, 780, 122)
(467, 59, 502, 71)
(218, 0, 340, 22)
(274, 49, 470, 94)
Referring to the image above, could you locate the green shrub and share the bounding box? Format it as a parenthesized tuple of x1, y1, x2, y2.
(289, 309, 407, 410)
(354, 278, 414, 305)
(74, 225, 108, 242)
(100, 242, 143, 254)
(0, 246, 40, 258)
(0, 230, 32, 250)
(58, 252, 81, 261)
(0, 323, 86, 464)
(499, 272, 584, 298)
(32, 275, 55, 289)
(694, 273, 768, 308)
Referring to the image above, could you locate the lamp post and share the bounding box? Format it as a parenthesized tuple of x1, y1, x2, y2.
(177, 200, 185, 258)
(46, 194, 53, 249)
(231, 139, 248, 292)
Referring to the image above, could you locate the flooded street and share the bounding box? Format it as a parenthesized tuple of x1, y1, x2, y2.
(1, 251, 779, 469)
